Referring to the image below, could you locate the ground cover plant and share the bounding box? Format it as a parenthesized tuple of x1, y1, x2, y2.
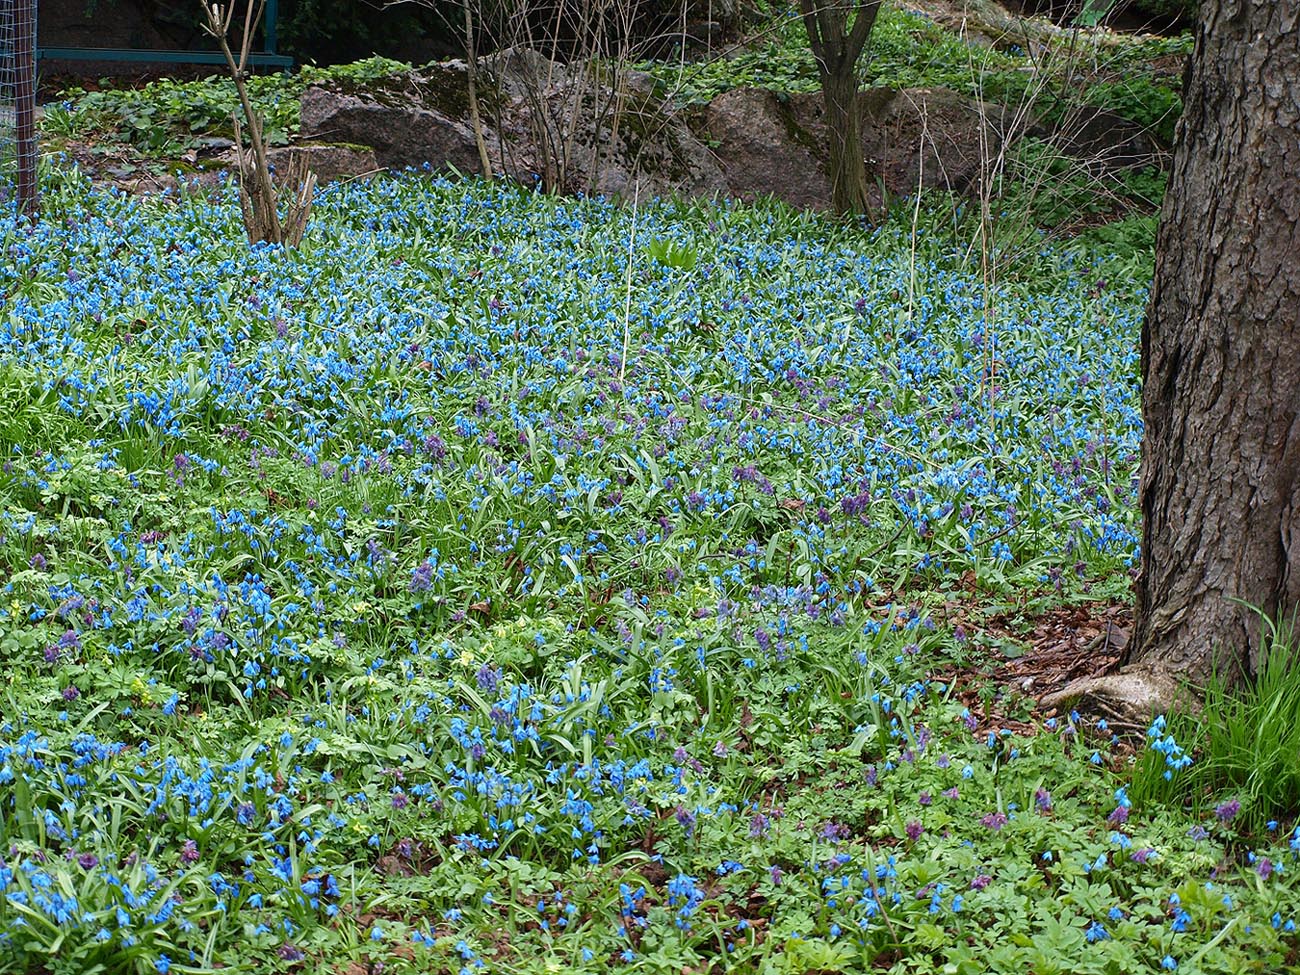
(641, 3, 1190, 135)
(43, 3, 1189, 226)
(0, 169, 1297, 975)
(42, 57, 412, 159)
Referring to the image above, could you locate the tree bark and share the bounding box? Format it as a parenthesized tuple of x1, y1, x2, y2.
(799, 0, 882, 216)
(821, 67, 873, 216)
(1131, 0, 1300, 685)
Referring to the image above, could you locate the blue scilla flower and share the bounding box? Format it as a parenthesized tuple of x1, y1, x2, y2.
(666, 874, 704, 930)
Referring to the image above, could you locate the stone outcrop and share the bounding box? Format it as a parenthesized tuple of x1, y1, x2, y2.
(702, 85, 1023, 209)
(292, 50, 1157, 212)
(299, 54, 727, 200)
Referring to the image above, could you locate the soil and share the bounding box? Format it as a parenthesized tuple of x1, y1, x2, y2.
(932, 600, 1133, 734)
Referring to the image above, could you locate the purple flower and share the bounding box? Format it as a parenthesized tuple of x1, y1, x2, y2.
(277, 944, 305, 961)
(77, 853, 99, 870)
(1214, 799, 1241, 823)
(905, 821, 924, 842)
(1107, 805, 1130, 827)
(674, 805, 696, 835)
(970, 874, 992, 890)
(29, 553, 47, 571)
(1130, 847, 1155, 864)
(475, 665, 501, 693)
(180, 839, 200, 864)
(391, 791, 409, 811)
(820, 821, 851, 843)
(422, 434, 446, 460)
(1034, 788, 1053, 813)
(1257, 857, 1273, 880)
(62, 685, 80, 701)
(410, 561, 435, 593)
(980, 812, 1008, 831)
(918, 791, 932, 806)
(769, 864, 783, 885)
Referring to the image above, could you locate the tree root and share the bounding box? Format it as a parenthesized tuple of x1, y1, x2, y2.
(1039, 664, 1190, 731)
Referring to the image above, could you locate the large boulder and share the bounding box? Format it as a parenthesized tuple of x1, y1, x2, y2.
(263, 144, 379, 184)
(299, 54, 727, 200)
(703, 85, 1022, 209)
(858, 86, 1021, 196)
(702, 89, 832, 209)
(299, 56, 1026, 211)
(1049, 105, 1165, 171)
(300, 63, 490, 173)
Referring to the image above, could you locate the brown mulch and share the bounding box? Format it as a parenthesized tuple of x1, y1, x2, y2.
(987, 601, 1130, 700)
(933, 600, 1131, 734)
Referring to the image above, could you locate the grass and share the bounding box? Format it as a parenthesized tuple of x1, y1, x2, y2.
(1132, 613, 1300, 834)
(0, 167, 1295, 974)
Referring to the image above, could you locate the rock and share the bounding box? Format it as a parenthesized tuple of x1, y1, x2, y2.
(1050, 105, 1165, 170)
(300, 64, 488, 173)
(479, 46, 726, 198)
(858, 87, 1023, 197)
(903, 0, 1060, 50)
(702, 89, 832, 210)
(298, 56, 1024, 211)
(703, 85, 1023, 210)
(581, 94, 728, 200)
(265, 144, 379, 184)
(299, 54, 726, 200)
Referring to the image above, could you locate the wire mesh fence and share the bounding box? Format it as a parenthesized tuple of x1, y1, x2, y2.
(1, 0, 38, 216)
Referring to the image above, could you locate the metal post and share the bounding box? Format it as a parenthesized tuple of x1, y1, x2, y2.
(265, 0, 279, 54)
(13, 0, 37, 217)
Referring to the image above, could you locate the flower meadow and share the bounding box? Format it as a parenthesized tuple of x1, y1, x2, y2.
(0, 171, 1296, 975)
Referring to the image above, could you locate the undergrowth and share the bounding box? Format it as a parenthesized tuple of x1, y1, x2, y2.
(43, 57, 412, 157)
(1132, 613, 1300, 834)
(0, 169, 1294, 974)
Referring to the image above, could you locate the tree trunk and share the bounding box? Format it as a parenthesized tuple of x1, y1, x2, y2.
(820, 68, 873, 216)
(799, 0, 881, 217)
(1130, 0, 1300, 685)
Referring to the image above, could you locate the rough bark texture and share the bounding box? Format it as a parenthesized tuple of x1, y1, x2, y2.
(1131, 0, 1300, 683)
(821, 70, 873, 215)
